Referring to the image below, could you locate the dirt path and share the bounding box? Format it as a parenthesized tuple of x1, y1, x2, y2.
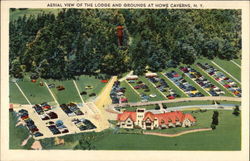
(143, 128, 212, 137)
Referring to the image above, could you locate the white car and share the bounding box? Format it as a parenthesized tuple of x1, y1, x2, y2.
(149, 94, 157, 98)
(141, 99, 148, 102)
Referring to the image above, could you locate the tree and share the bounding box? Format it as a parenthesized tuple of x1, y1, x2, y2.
(211, 110, 219, 130)
(74, 137, 95, 150)
(9, 9, 241, 80)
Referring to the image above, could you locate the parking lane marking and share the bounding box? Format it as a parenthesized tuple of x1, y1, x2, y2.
(144, 78, 167, 98)
(73, 80, 85, 104)
(211, 61, 241, 85)
(44, 82, 59, 106)
(178, 69, 211, 96)
(125, 80, 141, 96)
(231, 60, 241, 68)
(15, 82, 31, 105)
(160, 72, 189, 97)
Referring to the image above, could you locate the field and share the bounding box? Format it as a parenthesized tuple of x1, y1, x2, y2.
(38, 110, 240, 150)
(9, 75, 106, 105)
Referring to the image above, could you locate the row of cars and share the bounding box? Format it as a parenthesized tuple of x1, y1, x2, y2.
(60, 103, 84, 116)
(147, 76, 180, 99)
(72, 118, 96, 131)
(180, 66, 225, 96)
(165, 71, 204, 97)
(33, 103, 58, 120)
(127, 79, 158, 102)
(18, 109, 43, 137)
(197, 63, 241, 97)
(110, 81, 128, 104)
(46, 120, 69, 135)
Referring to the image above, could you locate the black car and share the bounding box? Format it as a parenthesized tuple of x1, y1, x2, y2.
(34, 132, 43, 137)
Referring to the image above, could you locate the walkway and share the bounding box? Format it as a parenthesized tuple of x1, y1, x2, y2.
(143, 128, 212, 137)
(94, 76, 117, 108)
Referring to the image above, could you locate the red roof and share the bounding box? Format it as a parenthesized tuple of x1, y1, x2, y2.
(117, 111, 136, 122)
(154, 111, 195, 126)
(184, 113, 196, 122)
(143, 112, 155, 121)
(117, 111, 196, 126)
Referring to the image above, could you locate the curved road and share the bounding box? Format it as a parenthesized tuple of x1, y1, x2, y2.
(110, 96, 241, 108)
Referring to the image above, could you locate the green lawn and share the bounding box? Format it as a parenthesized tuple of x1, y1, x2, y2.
(9, 82, 29, 104)
(10, 9, 61, 21)
(74, 75, 106, 102)
(213, 58, 241, 81)
(9, 112, 34, 149)
(233, 59, 241, 65)
(14, 76, 54, 104)
(45, 79, 81, 104)
(120, 81, 141, 102)
(93, 110, 241, 150)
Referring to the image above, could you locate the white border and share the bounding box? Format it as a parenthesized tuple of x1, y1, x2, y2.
(1, 1, 249, 161)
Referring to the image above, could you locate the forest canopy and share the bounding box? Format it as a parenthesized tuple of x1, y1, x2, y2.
(9, 9, 241, 80)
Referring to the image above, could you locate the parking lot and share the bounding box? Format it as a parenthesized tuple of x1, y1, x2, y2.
(13, 102, 102, 139)
(110, 62, 241, 104)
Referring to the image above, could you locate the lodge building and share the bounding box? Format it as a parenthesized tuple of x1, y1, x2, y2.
(117, 108, 196, 130)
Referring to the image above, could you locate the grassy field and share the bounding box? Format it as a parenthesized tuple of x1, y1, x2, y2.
(120, 81, 141, 102)
(9, 82, 29, 104)
(45, 79, 81, 104)
(74, 75, 106, 102)
(213, 58, 241, 81)
(9, 75, 106, 105)
(13, 76, 54, 104)
(10, 9, 62, 21)
(9, 112, 34, 149)
(93, 110, 241, 150)
(233, 59, 241, 65)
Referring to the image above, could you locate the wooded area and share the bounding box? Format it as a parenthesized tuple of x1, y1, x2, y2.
(9, 9, 241, 80)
